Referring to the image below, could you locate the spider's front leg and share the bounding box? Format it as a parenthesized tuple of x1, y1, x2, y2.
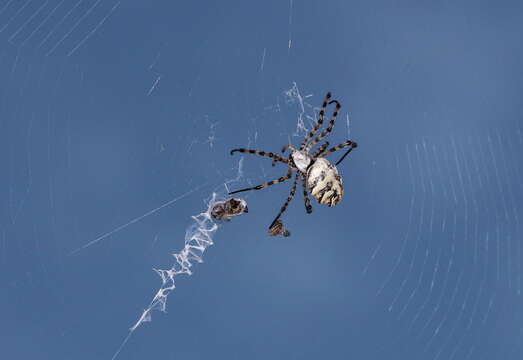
(231, 148, 289, 165)
(300, 92, 332, 150)
(305, 99, 341, 151)
(319, 140, 358, 166)
(271, 144, 296, 166)
(312, 141, 330, 158)
(228, 168, 295, 195)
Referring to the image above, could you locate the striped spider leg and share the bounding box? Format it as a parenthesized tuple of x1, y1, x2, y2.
(305, 99, 341, 152)
(269, 172, 300, 229)
(228, 167, 295, 195)
(318, 140, 358, 166)
(300, 92, 332, 150)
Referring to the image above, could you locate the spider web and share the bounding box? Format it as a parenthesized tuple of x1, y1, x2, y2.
(361, 128, 523, 359)
(1, 2, 523, 360)
(0, 0, 120, 55)
(108, 84, 323, 359)
(108, 159, 245, 360)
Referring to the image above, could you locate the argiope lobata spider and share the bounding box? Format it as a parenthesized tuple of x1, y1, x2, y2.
(229, 92, 358, 230)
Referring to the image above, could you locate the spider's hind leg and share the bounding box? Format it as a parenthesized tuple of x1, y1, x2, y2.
(301, 172, 313, 214)
(269, 172, 299, 229)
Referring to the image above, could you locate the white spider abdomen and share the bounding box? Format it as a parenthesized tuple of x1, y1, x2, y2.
(306, 158, 344, 207)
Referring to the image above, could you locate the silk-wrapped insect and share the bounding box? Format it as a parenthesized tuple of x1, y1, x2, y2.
(210, 198, 248, 221)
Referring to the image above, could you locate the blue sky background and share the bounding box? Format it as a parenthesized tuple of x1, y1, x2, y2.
(1, 1, 523, 359)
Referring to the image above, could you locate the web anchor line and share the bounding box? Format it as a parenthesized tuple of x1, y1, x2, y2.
(111, 192, 246, 360)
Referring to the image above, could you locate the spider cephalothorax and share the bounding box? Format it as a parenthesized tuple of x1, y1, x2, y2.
(290, 150, 312, 171)
(229, 92, 358, 230)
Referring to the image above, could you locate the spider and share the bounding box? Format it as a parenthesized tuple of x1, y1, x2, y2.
(229, 92, 358, 230)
